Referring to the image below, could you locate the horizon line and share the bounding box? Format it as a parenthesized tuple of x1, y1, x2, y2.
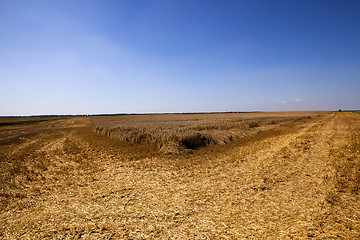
(1, 109, 355, 118)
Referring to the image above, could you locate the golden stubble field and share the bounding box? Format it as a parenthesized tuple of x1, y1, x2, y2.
(0, 111, 359, 239)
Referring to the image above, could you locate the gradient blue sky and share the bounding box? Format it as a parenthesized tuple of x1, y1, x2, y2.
(1, 0, 359, 115)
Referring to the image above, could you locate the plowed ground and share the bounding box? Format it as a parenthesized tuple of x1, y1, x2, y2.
(0, 112, 359, 239)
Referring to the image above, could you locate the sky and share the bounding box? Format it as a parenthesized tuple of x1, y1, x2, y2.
(1, 0, 359, 115)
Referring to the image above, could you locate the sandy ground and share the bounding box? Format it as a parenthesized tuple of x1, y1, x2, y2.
(0, 112, 359, 239)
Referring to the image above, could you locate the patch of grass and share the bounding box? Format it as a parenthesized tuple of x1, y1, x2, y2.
(249, 121, 260, 128)
(180, 133, 214, 150)
(0, 118, 67, 127)
(91, 112, 328, 153)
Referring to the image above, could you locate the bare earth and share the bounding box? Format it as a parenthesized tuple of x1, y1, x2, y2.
(0, 112, 359, 239)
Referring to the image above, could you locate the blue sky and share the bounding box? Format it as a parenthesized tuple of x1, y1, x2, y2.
(1, 0, 359, 115)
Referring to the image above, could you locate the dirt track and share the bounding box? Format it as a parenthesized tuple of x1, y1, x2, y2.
(1, 112, 359, 239)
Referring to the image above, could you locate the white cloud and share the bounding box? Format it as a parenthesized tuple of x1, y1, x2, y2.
(281, 101, 286, 104)
(295, 98, 302, 102)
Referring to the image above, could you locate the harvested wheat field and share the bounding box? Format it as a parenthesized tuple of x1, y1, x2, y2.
(1, 111, 359, 239)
